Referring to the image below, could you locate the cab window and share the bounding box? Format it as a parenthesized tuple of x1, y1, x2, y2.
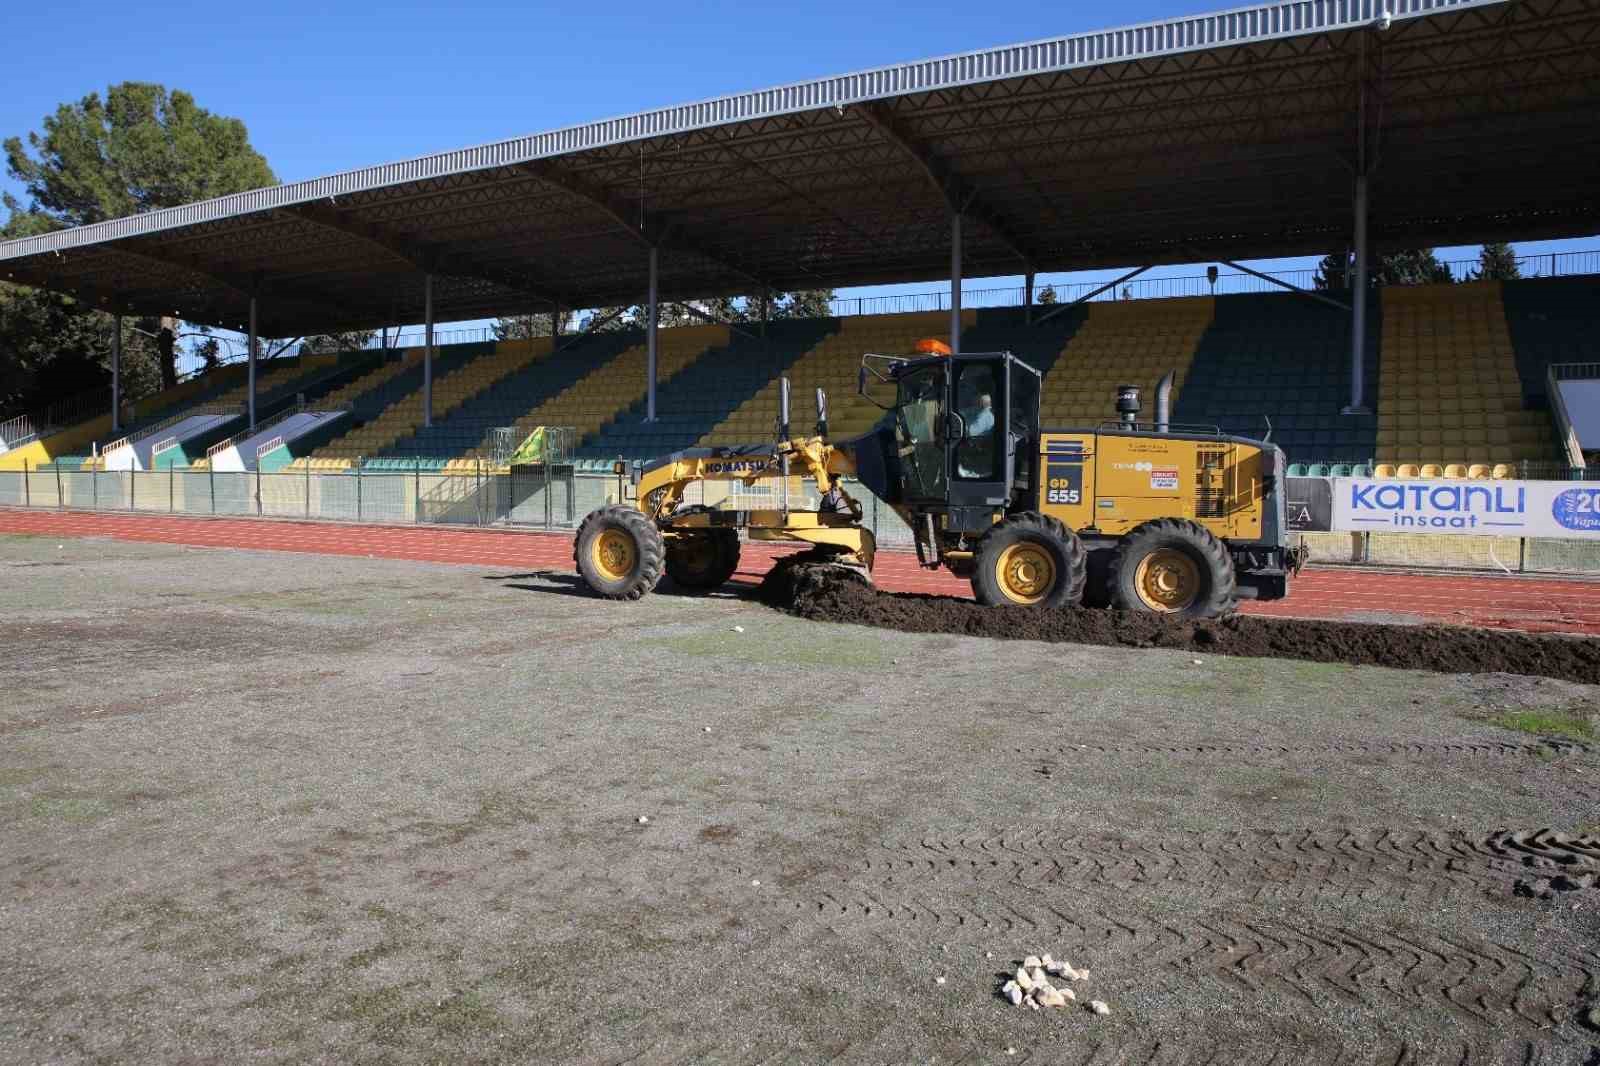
(954, 362, 1001, 481)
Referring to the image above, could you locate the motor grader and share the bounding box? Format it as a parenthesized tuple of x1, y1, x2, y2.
(574, 341, 1302, 616)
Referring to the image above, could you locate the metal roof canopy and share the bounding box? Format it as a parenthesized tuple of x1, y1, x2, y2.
(1, 0, 1596, 337)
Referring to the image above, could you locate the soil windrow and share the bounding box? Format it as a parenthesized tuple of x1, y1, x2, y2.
(758, 566, 1600, 685)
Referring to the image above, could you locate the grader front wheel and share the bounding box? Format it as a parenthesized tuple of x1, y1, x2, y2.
(574, 506, 665, 600)
(664, 530, 741, 591)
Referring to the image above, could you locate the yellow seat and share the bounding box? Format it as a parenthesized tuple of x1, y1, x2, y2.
(1491, 463, 1516, 480)
(1442, 463, 1467, 479)
(1372, 464, 1396, 479)
(1396, 464, 1421, 479)
(1466, 463, 1491, 479)
(1419, 463, 1443, 479)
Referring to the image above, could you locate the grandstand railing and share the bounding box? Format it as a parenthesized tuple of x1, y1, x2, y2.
(98, 403, 244, 459)
(1548, 363, 1597, 471)
(369, 248, 1600, 347)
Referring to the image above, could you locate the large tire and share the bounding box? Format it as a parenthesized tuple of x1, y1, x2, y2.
(970, 512, 1086, 608)
(1107, 518, 1236, 618)
(574, 506, 665, 600)
(664, 529, 741, 591)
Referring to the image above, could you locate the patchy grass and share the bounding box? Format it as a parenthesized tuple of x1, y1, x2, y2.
(646, 626, 892, 668)
(1490, 709, 1595, 741)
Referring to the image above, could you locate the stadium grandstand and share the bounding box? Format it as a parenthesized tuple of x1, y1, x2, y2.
(1, 0, 1597, 484)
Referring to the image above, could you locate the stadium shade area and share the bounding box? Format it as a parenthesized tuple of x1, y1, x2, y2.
(0, 0, 1596, 433)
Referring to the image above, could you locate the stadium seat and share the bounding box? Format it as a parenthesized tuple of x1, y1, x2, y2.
(1466, 463, 1491, 479)
(1287, 463, 1307, 477)
(1491, 463, 1516, 479)
(1372, 464, 1395, 479)
(1396, 464, 1420, 479)
(1442, 463, 1467, 478)
(1419, 463, 1443, 478)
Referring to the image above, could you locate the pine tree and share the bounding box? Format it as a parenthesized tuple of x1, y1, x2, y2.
(1474, 242, 1521, 281)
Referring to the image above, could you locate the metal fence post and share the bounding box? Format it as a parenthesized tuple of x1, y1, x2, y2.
(305, 459, 311, 518)
(209, 465, 215, 515)
(256, 464, 262, 516)
(414, 461, 421, 524)
(476, 459, 483, 526)
(55, 462, 63, 510)
(129, 467, 135, 511)
(92, 467, 98, 510)
(22, 459, 29, 508)
(170, 463, 175, 512)
(356, 464, 363, 523)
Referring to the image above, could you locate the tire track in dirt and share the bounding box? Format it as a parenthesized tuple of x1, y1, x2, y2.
(1020, 740, 1593, 761)
(848, 828, 1600, 906)
(773, 880, 1598, 1039)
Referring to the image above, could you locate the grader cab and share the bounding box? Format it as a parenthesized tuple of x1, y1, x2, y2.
(574, 341, 1302, 617)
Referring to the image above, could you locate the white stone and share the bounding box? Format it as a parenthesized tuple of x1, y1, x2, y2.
(1014, 967, 1033, 991)
(1192, 659, 1203, 665)
(1060, 987, 1077, 1002)
(1003, 981, 1023, 1006)
(1040, 953, 1054, 968)
(1026, 996, 1040, 1011)
(1038, 987, 1068, 1009)
(733, 625, 745, 633)
(750, 879, 761, 887)
(637, 816, 650, 824)
(1090, 1000, 1111, 1016)
(1022, 955, 1042, 969)
(935, 976, 946, 986)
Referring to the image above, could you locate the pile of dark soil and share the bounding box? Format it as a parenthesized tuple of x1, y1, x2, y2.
(758, 566, 1600, 685)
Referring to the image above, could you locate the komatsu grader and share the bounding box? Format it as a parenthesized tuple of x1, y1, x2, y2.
(574, 341, 1303, 617)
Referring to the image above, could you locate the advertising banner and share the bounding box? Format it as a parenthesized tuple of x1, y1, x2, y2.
(1331, 478, 1600, 539)
(1284, 477, 1333, 533)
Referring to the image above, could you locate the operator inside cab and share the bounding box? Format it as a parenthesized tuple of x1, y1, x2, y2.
(956, 365, 999, 479)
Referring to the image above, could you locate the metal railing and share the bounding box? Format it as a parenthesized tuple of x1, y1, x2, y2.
(1546, 364, 1595, 471)
(99, 403, 244, 458)
(206, 403, 304, 460)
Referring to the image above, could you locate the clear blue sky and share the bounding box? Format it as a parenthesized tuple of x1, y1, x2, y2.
(3, 0, 1594, 350)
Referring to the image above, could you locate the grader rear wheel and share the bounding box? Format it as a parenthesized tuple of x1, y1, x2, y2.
(574, 506, 665, 600)
(970, 512, 1086, 608)
(1108, 518, 1236, 618)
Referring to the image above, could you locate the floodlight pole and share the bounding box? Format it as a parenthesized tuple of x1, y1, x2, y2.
(1343, 174, 1371, 415)
(949, 210, 963, 354)
(111, 313, 123, 433)
(646, 245, 660, 422)
(247, 294, 259, 430)
(423, 272, 435, 428)
(1024, 272, 1036, 325)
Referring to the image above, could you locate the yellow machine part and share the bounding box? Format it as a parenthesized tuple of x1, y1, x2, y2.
(629, 438, 875, 570)
(1034, 430, 1267, 541)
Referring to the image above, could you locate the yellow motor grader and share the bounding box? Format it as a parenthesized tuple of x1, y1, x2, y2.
(574, 341, 1302, 617)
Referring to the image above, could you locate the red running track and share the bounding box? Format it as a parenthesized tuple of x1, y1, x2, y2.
(3, 507, 1597, 636)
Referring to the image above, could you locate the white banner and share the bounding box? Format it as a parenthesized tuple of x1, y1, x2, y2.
(1331, 478, 1600, 539)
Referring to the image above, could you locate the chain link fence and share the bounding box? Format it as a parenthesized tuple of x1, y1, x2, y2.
(5, 465, 1596, 574)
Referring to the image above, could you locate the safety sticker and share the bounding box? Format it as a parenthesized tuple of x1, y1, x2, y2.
(1150, 467, 1179, 490)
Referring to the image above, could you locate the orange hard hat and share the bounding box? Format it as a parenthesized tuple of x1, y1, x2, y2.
(912, 337, 952, 356)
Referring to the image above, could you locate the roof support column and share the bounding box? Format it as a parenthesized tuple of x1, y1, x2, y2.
(111, 313, 123, 433)
(1024, 272, 1036, 326)
(949, 211, 963, 354)
(1343, 174, 1370, 415)
(646, 246, 659, 423)
(247, 294, 259, 431)
(423, 273, 435, 428)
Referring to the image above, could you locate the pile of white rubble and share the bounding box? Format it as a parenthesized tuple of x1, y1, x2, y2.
(1000, 953, 1110, 1016)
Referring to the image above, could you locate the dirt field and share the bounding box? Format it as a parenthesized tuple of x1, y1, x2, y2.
(3, 533, 1599, 1065)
